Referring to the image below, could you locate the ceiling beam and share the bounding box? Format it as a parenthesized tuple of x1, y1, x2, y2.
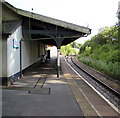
(23, 29, 80, 37)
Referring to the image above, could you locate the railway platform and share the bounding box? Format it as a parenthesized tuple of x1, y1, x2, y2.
(2, 56, 120, 117)
(2, 57, 83, 117)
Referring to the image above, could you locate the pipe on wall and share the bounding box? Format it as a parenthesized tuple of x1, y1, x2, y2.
(19, 39, 22, 78)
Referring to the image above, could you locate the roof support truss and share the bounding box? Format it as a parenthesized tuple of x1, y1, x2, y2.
(23, 29, 80, 37)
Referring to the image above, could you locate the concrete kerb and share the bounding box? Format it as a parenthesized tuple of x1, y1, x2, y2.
(61, 57, 99, 117)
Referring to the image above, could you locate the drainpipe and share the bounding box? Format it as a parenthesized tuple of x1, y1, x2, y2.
(20, 40, 22, 78)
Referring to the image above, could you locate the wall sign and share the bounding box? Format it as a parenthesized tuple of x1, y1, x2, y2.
(13, 39, 19, 49)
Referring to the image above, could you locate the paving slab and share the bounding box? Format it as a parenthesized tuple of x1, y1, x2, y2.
(29, 88, 50, 94)
(2, 57, 83, 116)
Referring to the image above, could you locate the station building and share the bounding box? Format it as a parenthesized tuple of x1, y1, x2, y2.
(0, 0, 91, 86)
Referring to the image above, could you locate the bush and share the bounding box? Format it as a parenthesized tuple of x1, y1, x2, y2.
(78, 25, 119, 80)
(78, 56, 120, 80)
(61, 44, 78, 56)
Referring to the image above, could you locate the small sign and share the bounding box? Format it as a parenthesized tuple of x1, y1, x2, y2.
(13, 39, 19, 49)
(47, 45, 54, 47)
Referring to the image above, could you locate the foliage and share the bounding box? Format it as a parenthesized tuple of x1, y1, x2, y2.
(78, 25, 120, 80)
(78, 56, 120, 79)
(70, 42, 81, 49)
(60, 43, 79, 56)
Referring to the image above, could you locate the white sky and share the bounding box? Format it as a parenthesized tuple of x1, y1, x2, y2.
(6, 0, 119, 44)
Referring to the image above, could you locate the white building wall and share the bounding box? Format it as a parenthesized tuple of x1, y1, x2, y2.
(7, 26, 23, 77)
(6, 26, 46, 78)
(22, 40, 42, 70)
(22, 40, 31, 69)
(2, 2, 47, 84)
(30, 41, 39, 65)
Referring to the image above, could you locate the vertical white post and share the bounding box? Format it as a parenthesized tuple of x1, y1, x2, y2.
(54, 37, 63, 78)
(57, 48, 60, 77)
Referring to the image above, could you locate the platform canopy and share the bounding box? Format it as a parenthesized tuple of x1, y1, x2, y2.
(2, 0, 91, 48)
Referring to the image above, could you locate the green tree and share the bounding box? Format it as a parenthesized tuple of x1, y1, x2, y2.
(78, 25, 120, 80)
(70, 41, 81, 49)
(60, 44, 78, 56)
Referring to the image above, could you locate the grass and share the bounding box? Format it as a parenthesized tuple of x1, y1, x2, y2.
(78, 56, 120, 81)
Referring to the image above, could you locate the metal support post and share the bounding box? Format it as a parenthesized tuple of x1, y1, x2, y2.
(57, 48, 60, 78)
(54, 38, 64, 78)
(20, 40, 22, 78)
(54, 25, 64, 78)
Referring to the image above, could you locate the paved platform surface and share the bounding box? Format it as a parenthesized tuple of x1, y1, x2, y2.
(61, 56, 120, 117)
(2, 57, 83, 116)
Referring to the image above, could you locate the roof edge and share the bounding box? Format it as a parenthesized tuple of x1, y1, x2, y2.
(2, 0, 91, 34)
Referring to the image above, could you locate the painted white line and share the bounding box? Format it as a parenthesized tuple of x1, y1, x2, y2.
(65, 58, 101, 117)
(65, 58, 120, 114)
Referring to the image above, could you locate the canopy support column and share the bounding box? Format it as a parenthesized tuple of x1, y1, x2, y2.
(54, 38, 64, 78)
(57, 48, 60, 77)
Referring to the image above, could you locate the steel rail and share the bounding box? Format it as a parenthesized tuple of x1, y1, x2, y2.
(68, 57, 120, 99)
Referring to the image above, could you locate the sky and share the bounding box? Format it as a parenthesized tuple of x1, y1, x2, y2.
(5, 0, 119, 44)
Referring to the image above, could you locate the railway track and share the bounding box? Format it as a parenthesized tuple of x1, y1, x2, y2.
(65, 56, 120, 113)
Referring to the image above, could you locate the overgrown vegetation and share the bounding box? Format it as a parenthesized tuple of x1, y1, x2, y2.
(78, 25, 120, 80)
(60, 43, 79, 56)
(60, 24, 120, 80)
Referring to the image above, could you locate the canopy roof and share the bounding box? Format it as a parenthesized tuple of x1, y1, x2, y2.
(2, 0, 91, 47)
